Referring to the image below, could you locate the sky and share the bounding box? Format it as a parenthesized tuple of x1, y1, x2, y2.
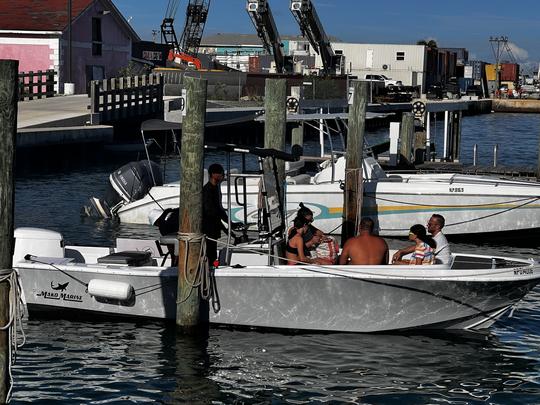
(115, 0, 540, 73)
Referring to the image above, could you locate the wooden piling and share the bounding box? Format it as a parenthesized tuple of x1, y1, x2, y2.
(341, 81, 368, 245)
(291, 123, 304, 154)
(177, 76, 207, 332)
(0, 59, 18, 402)
(537, 129, 540, 179)
(399, 112, 414, 165)
(451, 111, 462, 162)
(264, 79, 287, 202)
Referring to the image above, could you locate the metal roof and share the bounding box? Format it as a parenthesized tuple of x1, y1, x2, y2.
(0, 0, 139, 41)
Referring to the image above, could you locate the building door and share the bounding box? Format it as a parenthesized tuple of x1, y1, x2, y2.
(366, 49, 374, 69)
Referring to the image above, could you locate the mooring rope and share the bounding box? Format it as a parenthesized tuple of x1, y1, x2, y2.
(176, 233, 221, 313)
(0, 269, 26, 403)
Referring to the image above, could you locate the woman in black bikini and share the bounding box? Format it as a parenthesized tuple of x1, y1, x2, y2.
(286, 216, 315, 265)
(297, 203, 324, 250)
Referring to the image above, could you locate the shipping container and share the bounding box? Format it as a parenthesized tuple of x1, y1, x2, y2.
(485, 64, 497, 81)
(500, 63, 519, 82)
(248, 56, 261, 73)
(467, 60, 486, 81)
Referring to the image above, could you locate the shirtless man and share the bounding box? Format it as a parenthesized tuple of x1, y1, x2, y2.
(339, 217, 389, 265)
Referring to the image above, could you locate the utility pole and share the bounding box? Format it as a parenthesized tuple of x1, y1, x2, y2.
(489, 36, 515, 96)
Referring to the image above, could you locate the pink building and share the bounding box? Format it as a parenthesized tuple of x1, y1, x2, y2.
(0, 0, 140, 94)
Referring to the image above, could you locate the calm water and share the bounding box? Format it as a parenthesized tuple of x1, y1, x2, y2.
(10, 112, 540, 404)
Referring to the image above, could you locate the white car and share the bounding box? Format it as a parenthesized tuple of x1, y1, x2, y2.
(364, 74, 402, 88)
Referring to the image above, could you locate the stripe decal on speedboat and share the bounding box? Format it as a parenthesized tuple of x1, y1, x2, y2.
(286, 203, 540, 220)
(230, 201, 540, 222)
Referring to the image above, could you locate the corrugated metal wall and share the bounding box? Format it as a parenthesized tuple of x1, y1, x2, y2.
(319, 43, 427, 90)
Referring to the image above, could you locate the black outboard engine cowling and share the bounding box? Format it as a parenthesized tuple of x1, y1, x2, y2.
(111, 160, 163, 203)
(153, 208, 179, 236)
(83, 160, 163, 219)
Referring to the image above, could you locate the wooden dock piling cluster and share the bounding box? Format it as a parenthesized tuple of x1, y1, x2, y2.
(176, 77, 290, 331)
(0, 59, 17, 402)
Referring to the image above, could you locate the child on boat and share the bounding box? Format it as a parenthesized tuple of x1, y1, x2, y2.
(392, 224, 436, 265)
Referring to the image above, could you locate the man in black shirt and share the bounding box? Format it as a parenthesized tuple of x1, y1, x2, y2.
(202, 163, 229, 264)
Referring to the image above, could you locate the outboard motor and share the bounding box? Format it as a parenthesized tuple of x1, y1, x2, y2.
(84, 160, 163, 219)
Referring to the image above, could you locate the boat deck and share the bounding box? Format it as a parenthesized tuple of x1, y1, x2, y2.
(408, 162, 538, 180)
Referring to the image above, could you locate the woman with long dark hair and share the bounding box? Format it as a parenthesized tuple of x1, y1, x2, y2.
(286, 216, 317, 265)
(297, 202, 324, 249)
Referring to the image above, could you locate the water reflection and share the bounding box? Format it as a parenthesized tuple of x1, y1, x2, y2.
(12, 318, 540, 404)
(10, 113, 540, 403)
(203, 328, 540, 404)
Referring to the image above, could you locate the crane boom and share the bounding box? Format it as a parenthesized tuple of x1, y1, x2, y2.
(290, 0, 342, 75)
(179, 0, 211, 56)
(246, 0, 293, 73)
(161, 0, 205, 69)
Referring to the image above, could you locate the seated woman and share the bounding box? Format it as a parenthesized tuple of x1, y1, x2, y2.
(286, 216, 318, 265)
(392, 224, 436, 265)
(297, 203, 325, 250)
(296, 203, 338, 264)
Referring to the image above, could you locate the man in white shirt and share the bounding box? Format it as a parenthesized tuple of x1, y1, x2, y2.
(427, 214, 451, 264)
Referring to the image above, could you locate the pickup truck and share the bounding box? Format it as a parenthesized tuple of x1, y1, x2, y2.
(364, 74, 402, 88)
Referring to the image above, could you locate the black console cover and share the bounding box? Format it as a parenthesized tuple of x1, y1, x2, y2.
(97, 251, 152, 266)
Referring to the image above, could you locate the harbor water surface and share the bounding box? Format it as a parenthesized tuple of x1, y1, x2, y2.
(11, 112, 540, 404)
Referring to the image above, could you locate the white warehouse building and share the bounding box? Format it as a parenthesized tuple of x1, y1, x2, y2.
(315, 43, 428, 91)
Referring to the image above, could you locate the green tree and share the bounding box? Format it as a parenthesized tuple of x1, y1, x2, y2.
(117, 61, 151, 77)
(417, 39, 438, 48)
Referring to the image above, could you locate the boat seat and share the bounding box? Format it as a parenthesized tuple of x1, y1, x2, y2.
(97, 251, 153, 266)
(116, 238, 161, 257)
(286, 174, 311, 185)
(156, 234, 179, 266)
(285, 160, 305, 176)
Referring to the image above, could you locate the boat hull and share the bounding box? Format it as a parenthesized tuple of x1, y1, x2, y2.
(15, 259, 540, 333)
(18, 264, 178, 320)
(212, 270, 536, 332)
(117, 180, 540, 236)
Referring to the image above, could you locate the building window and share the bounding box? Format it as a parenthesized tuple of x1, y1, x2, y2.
(396, 51, 405, 61)
(92, 17, 102, 56)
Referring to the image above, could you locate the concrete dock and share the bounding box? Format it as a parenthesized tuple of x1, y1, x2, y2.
(492, 99, 540, 113)
(15, 95, 496, 149)
(17, 95, 113, 148)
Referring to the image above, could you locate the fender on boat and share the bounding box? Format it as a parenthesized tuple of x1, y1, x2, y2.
(88, 279, 134, 301)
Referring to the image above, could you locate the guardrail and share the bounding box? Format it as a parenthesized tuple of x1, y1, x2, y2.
(89, 73, 163, 124)
(18, 69, 56, 101)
